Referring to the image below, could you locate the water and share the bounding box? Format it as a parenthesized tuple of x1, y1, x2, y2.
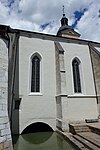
(13, 132, 77, 150)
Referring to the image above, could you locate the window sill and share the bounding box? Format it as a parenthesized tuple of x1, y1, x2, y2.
(67, 94, 96, 98)
(28, 92, 43, 96)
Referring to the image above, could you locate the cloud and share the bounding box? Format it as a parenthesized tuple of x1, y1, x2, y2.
(76, 1, 100, 41)
(0, 1, 9, 24)
(0, 0, 100, 42)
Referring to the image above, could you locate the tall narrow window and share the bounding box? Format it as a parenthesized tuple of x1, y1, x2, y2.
(72, 58, 81, 93)
(31, 55, 40, 92)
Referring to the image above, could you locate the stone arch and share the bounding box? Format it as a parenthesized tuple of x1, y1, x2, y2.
(72, 57, 81, 64)
(21, 121, 54, 134)
(30, 52, 42, 60)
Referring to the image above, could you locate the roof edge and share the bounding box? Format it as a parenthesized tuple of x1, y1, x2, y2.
(0, 24, 100, 47)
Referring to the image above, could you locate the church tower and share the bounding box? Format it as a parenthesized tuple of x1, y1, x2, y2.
(57, 6, 80, 39)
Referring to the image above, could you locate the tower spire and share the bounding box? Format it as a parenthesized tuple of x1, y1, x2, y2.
(61, 6, 68, 26)
(57, 6, 80, 38)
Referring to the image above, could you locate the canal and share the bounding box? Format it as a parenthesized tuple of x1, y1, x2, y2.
(13, 132, 77, 150)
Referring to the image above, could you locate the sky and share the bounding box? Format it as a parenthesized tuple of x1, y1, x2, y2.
(0, 0, 100, 42)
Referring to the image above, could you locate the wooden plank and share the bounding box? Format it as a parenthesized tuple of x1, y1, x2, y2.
(77, 132, 100, 148)
(73, 135, 99, 150)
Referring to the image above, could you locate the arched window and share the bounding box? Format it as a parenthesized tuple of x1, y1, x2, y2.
(72, 58, 81, 93)
(31, 55, 40, 92)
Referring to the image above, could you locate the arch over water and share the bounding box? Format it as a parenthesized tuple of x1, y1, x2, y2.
(21, 122, 54, 134)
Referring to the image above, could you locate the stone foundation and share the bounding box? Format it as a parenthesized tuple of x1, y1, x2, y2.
(0, 38, 13, 149)
(0, 140, 13, 150)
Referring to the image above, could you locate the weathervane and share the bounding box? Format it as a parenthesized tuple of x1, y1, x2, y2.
(62, 5, 65, 15)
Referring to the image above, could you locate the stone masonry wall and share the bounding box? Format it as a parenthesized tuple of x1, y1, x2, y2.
(90, 46, 100, 117)
(0, 38, 13, 150)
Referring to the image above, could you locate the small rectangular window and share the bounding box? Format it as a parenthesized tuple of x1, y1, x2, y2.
(15, 99, 21, 109)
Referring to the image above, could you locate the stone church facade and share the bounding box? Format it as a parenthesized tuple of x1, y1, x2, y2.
(0, 13, 100, 148)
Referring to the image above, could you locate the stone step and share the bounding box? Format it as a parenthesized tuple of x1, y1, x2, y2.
(87, 123, 100, 135)
(69, 124, 91, 134)
(73, 134, 100, 150)
(77, 132, 100, 148)
(75, 128, 91, 133)
(74, 126, 89, 129)
(73, 125, 89, 129)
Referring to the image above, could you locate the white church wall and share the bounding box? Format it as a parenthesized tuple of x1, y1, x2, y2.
(18, 36, 56, 133)
(61, 42, 96, 96)
(12, 33, 99, 133)
(62, 97, 98, 121)
(58, 42, 98, 130)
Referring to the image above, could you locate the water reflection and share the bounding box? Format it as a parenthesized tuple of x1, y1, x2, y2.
(14, 132, 76, 150)
(22, 132, 53, 144)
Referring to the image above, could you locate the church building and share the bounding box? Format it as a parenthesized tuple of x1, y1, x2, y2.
(0, 12, 100, 137)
